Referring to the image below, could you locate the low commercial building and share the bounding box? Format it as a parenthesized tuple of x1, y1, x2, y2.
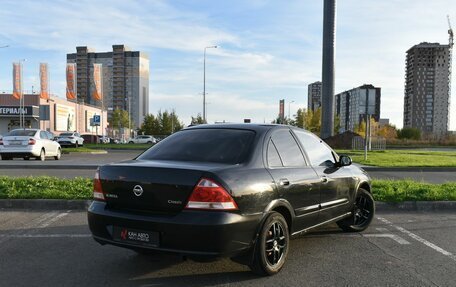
(0, 93, 107, 136)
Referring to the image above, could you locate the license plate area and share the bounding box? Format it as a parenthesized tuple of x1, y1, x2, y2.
(112, 226, 159, 247)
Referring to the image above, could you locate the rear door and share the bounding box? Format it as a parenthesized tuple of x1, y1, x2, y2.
(266, 129, 321, 232)
(293, 130, 354, 222)
(40, 131, 54, 155)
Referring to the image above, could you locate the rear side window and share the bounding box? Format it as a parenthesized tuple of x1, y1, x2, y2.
(138, 129, 256, 164)
(270, 129, 306, 167)
(294, 130, 336, 166)
(40, 131, 48, 139)
(267, 140, 283, 167)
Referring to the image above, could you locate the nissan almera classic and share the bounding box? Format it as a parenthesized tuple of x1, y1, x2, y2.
(87, 124, 374, 275)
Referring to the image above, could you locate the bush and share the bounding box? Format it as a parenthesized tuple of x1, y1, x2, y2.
(397, 127, 421, 140)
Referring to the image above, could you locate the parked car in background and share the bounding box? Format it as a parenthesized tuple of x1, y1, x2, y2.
(88, 124, 374, 275)
(56, 132, 84, 148)
(0, 129, 61, 161)
(128, 135, 157, 144)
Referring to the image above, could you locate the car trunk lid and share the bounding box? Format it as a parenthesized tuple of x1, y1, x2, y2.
(99, 160, 230, 214)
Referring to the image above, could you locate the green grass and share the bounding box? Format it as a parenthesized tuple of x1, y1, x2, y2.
(61, 147, 103, 153)
(0, 177, 455, 202)
(0, 176, 92, 199)
(373, 180, 456, 202)
(85, 143, 152, 150)
(337, 149, 456, 167)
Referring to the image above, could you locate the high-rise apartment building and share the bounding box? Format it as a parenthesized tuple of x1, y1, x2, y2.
(403, 42, 452, 137)
(67, 45, 149, 128)
(307, 81, 322, 112)
(335, 84, 381, 133)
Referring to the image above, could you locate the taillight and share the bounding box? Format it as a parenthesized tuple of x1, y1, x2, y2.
(28, 138, 36, 145)
(93, 170, 105, 201)
(185, 178, 238, 210)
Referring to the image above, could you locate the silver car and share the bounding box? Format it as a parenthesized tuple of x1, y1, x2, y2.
(56, 132, 84, 147)
(0, 129, 62, 161)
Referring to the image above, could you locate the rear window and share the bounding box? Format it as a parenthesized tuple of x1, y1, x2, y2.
(138, 129, 256, 164)
(60, 133, 73, 137)
(6, 130, 37, 137)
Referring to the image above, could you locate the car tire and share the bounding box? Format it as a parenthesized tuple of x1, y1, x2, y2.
(147, 141, 152, 144)
(36, 149, 45, 161)
(54, 148, 61, 160)
(1, 155, 12, 160)
(24, 156, 30, 160)
(337, 188, 375, 232)
(129, 141, 134, 144)
(249, 212, 289, 276)
(75, 142, 79, 148)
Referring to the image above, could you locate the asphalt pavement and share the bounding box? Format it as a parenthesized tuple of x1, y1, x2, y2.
(0, 150, 455, 183)
(0, 210, 455, 286)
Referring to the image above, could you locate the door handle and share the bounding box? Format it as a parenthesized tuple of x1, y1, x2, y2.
(279, 178, 290, 186)
(321, 176, 328, 183)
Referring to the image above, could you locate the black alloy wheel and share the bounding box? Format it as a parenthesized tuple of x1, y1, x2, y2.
(249, 212, 289, 276)
(337, 188, 375, 232)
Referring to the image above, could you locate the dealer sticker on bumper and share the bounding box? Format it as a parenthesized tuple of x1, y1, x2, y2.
(112, 226, 159, 247)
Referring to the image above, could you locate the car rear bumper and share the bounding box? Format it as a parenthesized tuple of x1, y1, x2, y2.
(0, 146, 40, 157)
(87, 201, 262, 258)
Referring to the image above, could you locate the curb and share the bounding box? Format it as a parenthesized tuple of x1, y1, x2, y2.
(62, 151, 108, 155)
(363, 167, 456, 172)
(1, 199, 455, 211)
(0, 165, 98, 170)
(0, 199, 92, 210)
(375, 201, 456, 211)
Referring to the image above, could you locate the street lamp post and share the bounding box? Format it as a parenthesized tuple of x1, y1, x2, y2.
(19, 59, 26, 129)
(288, 100, 295, 120)
(203, 45, 217, 123)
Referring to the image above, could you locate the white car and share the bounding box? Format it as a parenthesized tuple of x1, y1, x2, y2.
(57, 132, 84, 147)
(128, 135, 157, 144)
(0, 129, 61, 161)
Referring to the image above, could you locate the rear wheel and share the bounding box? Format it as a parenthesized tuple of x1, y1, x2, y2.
(147, 141, 152, 144)
(54, 148, 61, 160)
(249, 212, 289, 276)
(36, 149, 45, 161)
(23, 156, 30, 160)
(129, 141, 134, 144)
(337, 188, 375, 232)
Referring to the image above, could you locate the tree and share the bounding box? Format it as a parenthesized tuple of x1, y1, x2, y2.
(191, 113, 206, 125)
(377, 124, 397, 139)
(397, 127, 421, 140)
(139, 110, 184, 135)
(109, 109, 133, 130)
(294, 108, 306, 128)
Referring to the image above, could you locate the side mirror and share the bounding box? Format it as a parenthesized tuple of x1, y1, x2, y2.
(338, 155, 352, 167)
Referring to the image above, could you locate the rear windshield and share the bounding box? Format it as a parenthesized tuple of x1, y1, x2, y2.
(60, 133, 73, 137)
(6, 130, 37, 137)
(138, 129, 256, 164)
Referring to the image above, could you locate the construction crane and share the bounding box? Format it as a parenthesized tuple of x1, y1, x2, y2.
(448, 15, 454, 47)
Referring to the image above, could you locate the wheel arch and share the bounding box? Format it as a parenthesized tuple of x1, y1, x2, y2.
(263, 199, 295, 235)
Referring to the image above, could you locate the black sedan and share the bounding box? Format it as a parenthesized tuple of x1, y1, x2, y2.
(87, 124, 374, 275)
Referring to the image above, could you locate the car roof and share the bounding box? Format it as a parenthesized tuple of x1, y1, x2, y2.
(185, 123, 286, 133)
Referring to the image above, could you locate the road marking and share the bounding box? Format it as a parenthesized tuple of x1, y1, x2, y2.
(363, 233, 410, 245)
(0, 234, 91, 238)
(36, 211, 70, 228)
(377, 217, 456, 262)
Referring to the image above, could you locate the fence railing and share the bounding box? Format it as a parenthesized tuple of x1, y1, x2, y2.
(352, 136, 386, 150)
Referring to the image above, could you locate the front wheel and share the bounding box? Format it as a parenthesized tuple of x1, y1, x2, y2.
(36, 149, 45, 161)
(249, 212, 289, 276)
(54, 148, 61, 160)
(337, 188, 375, 232)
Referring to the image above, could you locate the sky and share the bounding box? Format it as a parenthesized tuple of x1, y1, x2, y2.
(0, 0, 455, 129)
